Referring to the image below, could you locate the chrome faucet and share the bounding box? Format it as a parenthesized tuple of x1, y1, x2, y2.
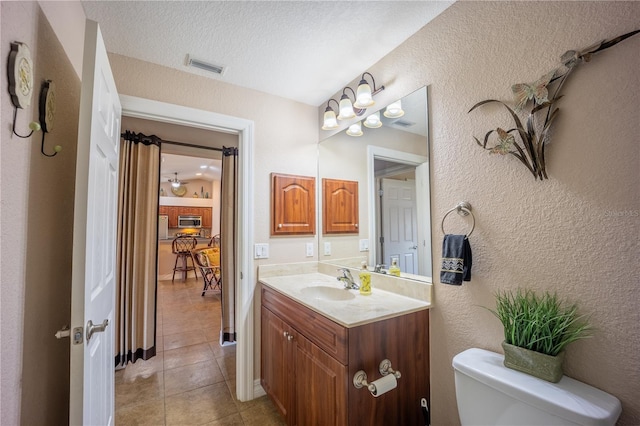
(374, 264, 387, 274)
(337, 268, 359, 290)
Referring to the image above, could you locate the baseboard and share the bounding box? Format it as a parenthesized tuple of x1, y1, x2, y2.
(158, 273, 173, 281)
(253, 379, 266, 398)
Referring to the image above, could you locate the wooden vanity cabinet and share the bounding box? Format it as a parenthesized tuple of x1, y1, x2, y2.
(261, 285, 429, 426)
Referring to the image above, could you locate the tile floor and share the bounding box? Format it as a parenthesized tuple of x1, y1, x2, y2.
(115, 277, 285, 425)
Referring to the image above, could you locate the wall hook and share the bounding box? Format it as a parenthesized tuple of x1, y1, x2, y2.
(40, 132, 62, 157)
(11, 106, 40, 138)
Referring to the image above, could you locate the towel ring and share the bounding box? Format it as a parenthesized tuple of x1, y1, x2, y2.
(441, 202, 475, 237)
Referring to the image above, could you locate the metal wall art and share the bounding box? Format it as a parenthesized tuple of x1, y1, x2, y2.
(469, 29, 639, 180)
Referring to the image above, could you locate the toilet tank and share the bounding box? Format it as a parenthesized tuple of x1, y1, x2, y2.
(452, 348, 621, 426)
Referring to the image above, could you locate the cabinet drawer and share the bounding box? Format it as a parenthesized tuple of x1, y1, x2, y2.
(262, 286, 348, 364)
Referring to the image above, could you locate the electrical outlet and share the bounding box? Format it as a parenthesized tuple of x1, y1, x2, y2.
(324, 241, 331, 256)
(254, 243, 269, 259)
(305, 242, 314, 257)
(359, 239, 369, 252)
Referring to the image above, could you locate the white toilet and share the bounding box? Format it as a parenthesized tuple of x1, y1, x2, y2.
(452, 348, 621, 426)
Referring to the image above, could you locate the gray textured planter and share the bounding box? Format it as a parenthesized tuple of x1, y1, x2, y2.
(502, 341, 565, 383)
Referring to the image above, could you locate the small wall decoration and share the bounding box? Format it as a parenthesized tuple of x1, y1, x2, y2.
(8, 42, 34, 109)
(469, 29, 639, 180)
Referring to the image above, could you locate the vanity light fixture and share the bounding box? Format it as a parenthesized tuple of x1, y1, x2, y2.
(384, 100, 405, 118)
(337, 87, 357, 120)
(354, 72, 384, 108)
(346, 121, 363, 137)
(363, 111, 382, 129)
(322, 99, 340, 130)
(321, 71, 385, 131)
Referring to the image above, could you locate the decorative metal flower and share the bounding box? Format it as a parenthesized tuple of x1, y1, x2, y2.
(469, 29, 639, 180)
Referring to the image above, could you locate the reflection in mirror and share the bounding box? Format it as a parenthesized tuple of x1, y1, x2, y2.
(318, 87, 431, 282)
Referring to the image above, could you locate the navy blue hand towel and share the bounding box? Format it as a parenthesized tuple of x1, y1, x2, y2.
(440, 234, 472, 285)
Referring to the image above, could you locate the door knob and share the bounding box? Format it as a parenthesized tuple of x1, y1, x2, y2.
(86, 319, 109, 342)
(410, 245, 418, 250)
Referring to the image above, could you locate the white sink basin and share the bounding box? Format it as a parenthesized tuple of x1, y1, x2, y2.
(300, 286, 356, 301)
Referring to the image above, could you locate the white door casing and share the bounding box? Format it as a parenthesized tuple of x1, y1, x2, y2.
(367, 146, 427, 273)
(381, 178, 418, 274)
(118, 95, 256, 401)
(69, 20, 121, 425)
(415, 162, 432, 278)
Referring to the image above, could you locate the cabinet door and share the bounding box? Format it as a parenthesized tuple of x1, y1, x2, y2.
(293, 332, 348, 426)
(167, 206, 179, 228)
(261, 307, 294, 423)
(202, 207, 213, 228)
(178, 206, 200, 217)
(322, 178, 359, 234)
(271, 173, 316, 235)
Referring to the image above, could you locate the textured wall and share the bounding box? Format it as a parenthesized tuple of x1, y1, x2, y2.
(1, 2, 81, 424)
(326, 2, 639, 424)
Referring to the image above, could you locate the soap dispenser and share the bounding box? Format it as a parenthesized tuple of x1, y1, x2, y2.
(389, 259, 401, 277)
(359, 261, 371, 295)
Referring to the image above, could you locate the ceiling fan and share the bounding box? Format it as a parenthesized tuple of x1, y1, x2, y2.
(167, 172, 189, 188)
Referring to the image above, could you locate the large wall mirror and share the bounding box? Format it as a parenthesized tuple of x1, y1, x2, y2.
(318, 86, 432, 282)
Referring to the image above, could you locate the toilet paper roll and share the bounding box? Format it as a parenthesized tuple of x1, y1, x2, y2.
(368, 374, 397, 397)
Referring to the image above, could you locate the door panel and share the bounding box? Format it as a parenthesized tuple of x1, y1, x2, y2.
(70, 20, 121, 426)
(381, 179, 418, 274)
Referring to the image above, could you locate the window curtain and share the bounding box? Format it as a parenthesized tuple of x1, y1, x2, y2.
(220, 146, 238, 344)
(115, 131, 161, 366)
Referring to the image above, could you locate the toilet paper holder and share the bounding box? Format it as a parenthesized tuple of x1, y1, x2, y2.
(353, 359, 402, 393)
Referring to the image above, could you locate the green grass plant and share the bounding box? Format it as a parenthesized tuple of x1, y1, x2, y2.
(487, 289, 592, 356)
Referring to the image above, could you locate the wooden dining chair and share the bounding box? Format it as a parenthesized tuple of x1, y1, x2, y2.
(171, 236, 198, 281)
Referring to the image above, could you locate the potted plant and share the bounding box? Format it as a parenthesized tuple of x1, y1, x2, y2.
(487, 288, 592, 382)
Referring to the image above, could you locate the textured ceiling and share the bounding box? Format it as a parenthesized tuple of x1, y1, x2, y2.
(81, 1, 453, 106)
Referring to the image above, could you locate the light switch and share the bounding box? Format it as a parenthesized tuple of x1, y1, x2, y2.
(305, 242, 314, 257)
(254, 243, 269, 259)
(359, 239, 369, 252)
(324, 241, 331, 256)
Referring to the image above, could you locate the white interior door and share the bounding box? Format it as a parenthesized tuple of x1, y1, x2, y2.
(381, 178, 418, 274)
(69, 20, 121, 426)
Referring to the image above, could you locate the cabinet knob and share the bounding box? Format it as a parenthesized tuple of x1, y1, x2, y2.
(354, 224, 358, 228)
(283, 331, 294, 342)
(278, 224, 283, 229)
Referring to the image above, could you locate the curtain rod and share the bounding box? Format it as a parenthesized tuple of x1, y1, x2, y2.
(121, 130, 223, 152)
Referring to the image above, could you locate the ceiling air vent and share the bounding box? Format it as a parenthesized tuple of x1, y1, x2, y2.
(392, 119, 416, 128)
(186, 55, 226, 76)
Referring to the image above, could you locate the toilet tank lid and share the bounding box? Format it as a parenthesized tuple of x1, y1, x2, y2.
(452, 348, 621, 426)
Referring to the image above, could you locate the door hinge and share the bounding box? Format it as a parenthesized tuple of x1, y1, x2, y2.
(378, 189, 384, 197)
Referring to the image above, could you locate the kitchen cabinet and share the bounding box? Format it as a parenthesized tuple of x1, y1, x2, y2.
(261, 285, 429, 426)
(159, 206, 179, 228)
(201, 207, 213, 229)
(322, 178, 359, 234)
(271, 173, 316, 235)
(159, 206, 213, 229)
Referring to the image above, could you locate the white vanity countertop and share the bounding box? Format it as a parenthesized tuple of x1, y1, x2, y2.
(259, 272, 431, 328)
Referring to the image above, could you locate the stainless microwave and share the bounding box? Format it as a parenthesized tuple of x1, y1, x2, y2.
(178, 215, 202, 228)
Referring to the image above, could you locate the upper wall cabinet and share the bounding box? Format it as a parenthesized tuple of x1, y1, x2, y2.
(323, 178, 359, 234)
(271, 173, 316, 236)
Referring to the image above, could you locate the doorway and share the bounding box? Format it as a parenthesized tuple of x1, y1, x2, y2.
(120, 95, 257, 401)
